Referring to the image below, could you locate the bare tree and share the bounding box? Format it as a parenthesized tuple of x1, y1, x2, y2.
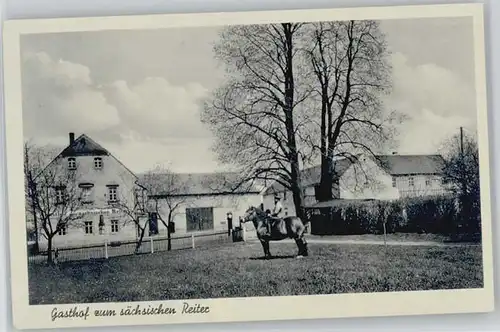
(440, 129, 480, 232)
(201, 23, 313, 219)
(441, 130, 480, 197)
(140, 165, 186, 251)
(304, 20, 401, 202)
(24, 141, 61, 253)
(24, 141, 84, 264)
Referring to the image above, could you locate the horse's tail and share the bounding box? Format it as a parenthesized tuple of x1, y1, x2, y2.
(303, 219, 311, 234)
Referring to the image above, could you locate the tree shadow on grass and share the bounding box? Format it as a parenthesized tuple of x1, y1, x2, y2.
(443, 232, 482, 244)
(249, 255, 297, 260)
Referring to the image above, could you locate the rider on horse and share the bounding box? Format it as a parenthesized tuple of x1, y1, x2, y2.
(266, 194, 284, 236)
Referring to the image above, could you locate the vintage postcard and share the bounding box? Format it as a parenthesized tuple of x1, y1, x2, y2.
(2, 2, 494, 330)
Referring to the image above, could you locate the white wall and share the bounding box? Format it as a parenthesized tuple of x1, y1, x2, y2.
(31, 154, 140, 250)
(37, 212, 140, 251)
(155, 193, 263, 236)
(394, 174, 449, 197)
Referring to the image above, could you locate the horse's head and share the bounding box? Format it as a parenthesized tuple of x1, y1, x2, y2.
(242, 206, 258, 223)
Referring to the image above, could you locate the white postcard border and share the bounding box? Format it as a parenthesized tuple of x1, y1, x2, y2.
(2, 3, 494, 330)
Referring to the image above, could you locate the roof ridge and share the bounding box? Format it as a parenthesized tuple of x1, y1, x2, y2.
(375, 153, 442, 157)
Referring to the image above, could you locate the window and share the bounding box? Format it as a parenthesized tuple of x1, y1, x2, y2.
(68, 158, 76, 170)
(55, 187, 65, 204)
(111, 220, 119, 233)
(94, 157, 103, 169)
(84, 221, 93, 234)
(425, 178, 431, 186)
(58, 224, 67, 236)
(107, 185, 118, 203)
(408, 177, 415, 187)
(79, 183, 94, 204)
(392, 177, 397, 188)
(186, 207, 214, 232)
(283, 191, 287, 201)
(82, 187, 92, 202)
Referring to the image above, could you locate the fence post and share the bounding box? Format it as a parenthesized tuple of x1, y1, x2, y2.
(105, 240, 109, 259)
(150, 237, 154, 254)
(191, 234, 195, 249)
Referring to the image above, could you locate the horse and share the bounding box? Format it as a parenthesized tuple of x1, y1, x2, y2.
(241, 206, 309, 259)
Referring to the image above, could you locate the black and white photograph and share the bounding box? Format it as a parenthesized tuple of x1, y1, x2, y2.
(2, 3, 494, 329)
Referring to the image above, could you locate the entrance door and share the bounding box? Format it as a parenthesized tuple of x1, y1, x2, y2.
(186, 207, 214, 232)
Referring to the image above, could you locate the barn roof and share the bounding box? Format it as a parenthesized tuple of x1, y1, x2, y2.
(262, 154, 446, 196)
(137, 172, 264, 196)
(373, 154, 445, 176)
(262, 157, 354, 196)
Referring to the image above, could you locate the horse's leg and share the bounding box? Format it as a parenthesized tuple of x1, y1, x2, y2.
(301, 235, 309, 257)
(294, 238, 304, 257)
(294, 223, 309, 257)
(263, 241, 271, 258)
(259, 239, 268, 258)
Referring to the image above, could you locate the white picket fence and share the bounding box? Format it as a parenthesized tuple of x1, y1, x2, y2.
(28, 231, 235, 265)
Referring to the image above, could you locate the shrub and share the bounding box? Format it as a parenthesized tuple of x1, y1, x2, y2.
(306, 194, 480, 236)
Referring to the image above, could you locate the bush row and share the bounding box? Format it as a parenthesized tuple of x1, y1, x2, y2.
(306, 194, 481, 236)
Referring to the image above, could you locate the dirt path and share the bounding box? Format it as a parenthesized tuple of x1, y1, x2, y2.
(246, 238, 479, 247)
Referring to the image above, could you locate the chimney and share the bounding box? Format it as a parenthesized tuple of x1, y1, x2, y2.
(69, 132, 75, 145)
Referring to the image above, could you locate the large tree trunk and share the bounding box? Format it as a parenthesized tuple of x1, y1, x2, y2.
(27, 169, 40, 253)
(46, 235, 53, 264)
(282, 23, 305, 220)
(33, 216, 40, 254)
(318, 160, 334, 202)
(135, 224, 147, 254)
(317, 87, 334, 203)
(167, 212, 172, 251)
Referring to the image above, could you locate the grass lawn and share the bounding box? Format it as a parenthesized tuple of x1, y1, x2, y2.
(305, 233, 449, 243)
(28, 241, 483, 305)
(305, 232, 481, 243)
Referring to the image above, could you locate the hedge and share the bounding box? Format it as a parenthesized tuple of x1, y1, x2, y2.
(305, 194, 481, 236)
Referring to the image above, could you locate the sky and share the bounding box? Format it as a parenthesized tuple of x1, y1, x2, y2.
(20, 16, 478, 174)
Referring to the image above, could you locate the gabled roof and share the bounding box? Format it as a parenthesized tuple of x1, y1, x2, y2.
(373, 154, 445, 176)
(36, 133, 137, 180)
(262, 157, 354, 196)
(137, 172, 264, 196)
(60, 134, 110, 157)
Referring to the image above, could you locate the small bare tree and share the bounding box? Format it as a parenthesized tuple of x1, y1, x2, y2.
(111, 183, 150, 254)
(140, 165, 186, 251)
(116, 203, 148, 253)
(24, 141, 84, 264)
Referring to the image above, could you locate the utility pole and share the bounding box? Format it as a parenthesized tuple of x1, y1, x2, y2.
(460, 126, 464, 156)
